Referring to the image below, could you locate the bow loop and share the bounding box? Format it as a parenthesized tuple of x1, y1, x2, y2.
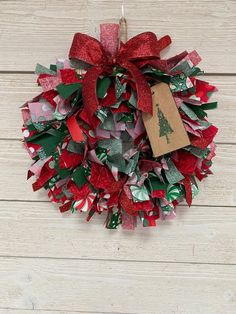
(156, 35, 172, 54)
(69, 33, 105, 66)
(118, 32, 160, 61)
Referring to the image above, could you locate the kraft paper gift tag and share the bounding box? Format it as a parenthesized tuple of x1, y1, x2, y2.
(142, 82, 190, 157)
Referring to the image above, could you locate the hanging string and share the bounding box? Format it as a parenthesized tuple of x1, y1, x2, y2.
(119, 0, 127, 43)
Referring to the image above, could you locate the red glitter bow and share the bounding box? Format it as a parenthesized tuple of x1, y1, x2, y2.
(69, 30, 171, 121)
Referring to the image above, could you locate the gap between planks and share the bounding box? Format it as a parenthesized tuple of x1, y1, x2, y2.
(0, 71, 236, 76)
(0, 138, 234, 145)
(0, 254, 235, 267)
(0, 199, 235, 209)
(0, 307, 136, 314)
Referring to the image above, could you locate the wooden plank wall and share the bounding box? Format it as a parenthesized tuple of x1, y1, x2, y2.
(0, 1, 235, 313)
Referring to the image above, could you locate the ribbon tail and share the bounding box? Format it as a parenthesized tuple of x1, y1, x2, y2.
(182, 176, 192, 206)
(119, 191, 138, 216)
(82, 66, 104, 122)
(119, 60, 152, 114)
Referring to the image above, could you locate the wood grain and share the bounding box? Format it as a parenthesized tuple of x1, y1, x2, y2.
(0, 0, 235, 72)
(0, 141, 235, 206)
(0, 0, 87, 72)
(0, 74, 233, 143)
(0, 311, 89, 314)
(0, 1, 235, 313)
(0, 257, 235, 314)
(0, 201, 235, 264)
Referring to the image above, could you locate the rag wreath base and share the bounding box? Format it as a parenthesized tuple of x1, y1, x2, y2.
(21, 28, 218, 230)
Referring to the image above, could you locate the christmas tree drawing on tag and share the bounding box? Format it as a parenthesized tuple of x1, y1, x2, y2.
(142, 83, 190, 157)
(157, 104, 173, 144)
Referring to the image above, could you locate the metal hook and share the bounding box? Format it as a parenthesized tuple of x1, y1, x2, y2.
(119, 0, 127, 43)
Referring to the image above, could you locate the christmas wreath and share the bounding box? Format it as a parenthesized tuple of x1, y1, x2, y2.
(20, 23, 218, 229)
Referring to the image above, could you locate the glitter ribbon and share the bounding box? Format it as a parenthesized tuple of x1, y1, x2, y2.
(69, 24, 171, 122)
